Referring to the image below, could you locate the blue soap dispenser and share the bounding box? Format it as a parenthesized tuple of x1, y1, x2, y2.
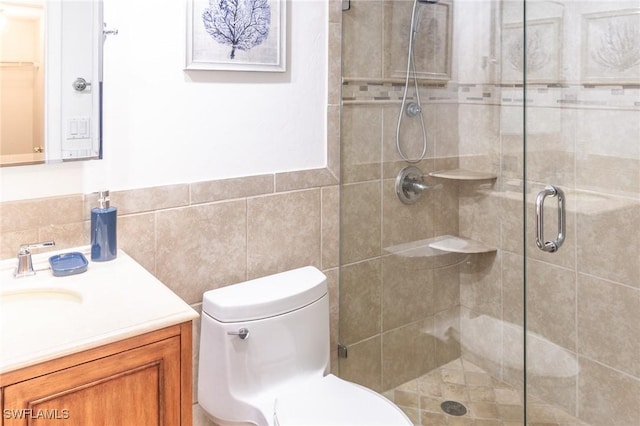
(91, 190, 117, 262)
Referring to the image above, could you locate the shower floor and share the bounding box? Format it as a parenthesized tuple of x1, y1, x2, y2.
(383, 358, 589, 426)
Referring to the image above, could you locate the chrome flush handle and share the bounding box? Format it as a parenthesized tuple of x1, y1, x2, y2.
(535, 185, 566, 253)
(227, 328, 250, 340)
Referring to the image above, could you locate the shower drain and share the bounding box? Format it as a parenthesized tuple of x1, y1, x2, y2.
(440, 400, 468, 416)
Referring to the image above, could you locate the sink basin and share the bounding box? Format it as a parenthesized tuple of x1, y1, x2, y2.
(0, 288, 83, 326)
(0, 288, 83, 305)
(0, 288, 85, 360)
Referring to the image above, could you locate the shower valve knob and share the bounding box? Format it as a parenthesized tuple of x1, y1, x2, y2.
(395, 166, 439, 204)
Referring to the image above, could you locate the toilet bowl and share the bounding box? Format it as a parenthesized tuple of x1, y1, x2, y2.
(198, 266, 411, 426)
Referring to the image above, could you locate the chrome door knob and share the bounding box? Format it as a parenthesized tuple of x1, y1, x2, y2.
(72, 77, 91, 92)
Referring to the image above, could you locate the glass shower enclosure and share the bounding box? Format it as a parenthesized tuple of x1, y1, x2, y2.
(338, 0, 640, 424)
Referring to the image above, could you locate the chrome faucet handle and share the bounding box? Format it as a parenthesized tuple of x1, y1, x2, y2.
(395, 166, 443, 205)
(14, 241, 55, 278)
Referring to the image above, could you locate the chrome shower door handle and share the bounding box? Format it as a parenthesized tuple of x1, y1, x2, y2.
(535, 185, 566, 253)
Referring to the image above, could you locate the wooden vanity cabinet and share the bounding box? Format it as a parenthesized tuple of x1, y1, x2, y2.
(0, 322, 193, 426)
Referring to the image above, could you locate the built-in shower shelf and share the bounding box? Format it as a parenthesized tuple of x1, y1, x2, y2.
(429, 169, 497, 181)
(428, 235, 497, 254)
(385, 235, 497, 257)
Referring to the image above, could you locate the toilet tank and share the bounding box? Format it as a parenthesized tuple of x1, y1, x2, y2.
(198, 266, 331, 425)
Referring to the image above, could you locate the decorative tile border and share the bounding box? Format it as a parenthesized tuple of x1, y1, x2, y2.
(343, 79, 640, 110)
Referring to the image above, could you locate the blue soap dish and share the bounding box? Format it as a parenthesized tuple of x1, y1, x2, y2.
(49, 252, 89, 277)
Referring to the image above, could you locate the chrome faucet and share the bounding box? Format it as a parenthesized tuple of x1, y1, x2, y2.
(14, 241, 56, 278)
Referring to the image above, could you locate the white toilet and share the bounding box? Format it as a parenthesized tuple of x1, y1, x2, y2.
(198, 266, 412, 426)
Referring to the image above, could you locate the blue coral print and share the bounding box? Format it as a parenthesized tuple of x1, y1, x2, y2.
(202, 0, 271, 60)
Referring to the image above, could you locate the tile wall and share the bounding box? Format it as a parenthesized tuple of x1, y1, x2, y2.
(340, 0, 640, 425)
(0, 169, 341, 421)
(338, 0, 466, 394)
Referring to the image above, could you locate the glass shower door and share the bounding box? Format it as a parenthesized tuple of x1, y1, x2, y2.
(523, 1, 640, 424)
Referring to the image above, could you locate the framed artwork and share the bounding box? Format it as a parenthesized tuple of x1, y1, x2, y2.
(186, 0, 286, 72)
(581, 9, 640, 84)
(501, 18, 562, 83)
(384, 0, 453, 81)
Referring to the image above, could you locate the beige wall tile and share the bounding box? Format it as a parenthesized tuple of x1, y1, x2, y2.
(341, 105, 382, 183)
(578, 357, 640, 425)
(339, 258, 382, 345)
(382, 176, 435, 249)
(341, 0, 383, 78)
(0, 195, 83, 234)
(577, 154, 640, 197)
(247, 189, 321, 279)
(525, 258, 576, 351)
(382, 254, 434, 331)
(324, 267, 340, 374)
(0, 199, 43, 234)
(526, 149, 575, 189)
(434, 307, 461, 366)
(275, 168, 338, 192)
(191, 303, 203, 405)
(459, 183, 501, 251)
(340, 181, 381, 264)
(460, 252, 501, 318)
(577, 198, 640, 287)
(432, 160, 460, 238)
(382, 104, 436, 164)
(339, 336, 383, 392)
(433, 263, 460, 314)
(501, 252, 524, 326)
(91, 185, 189, 217)
(328, 0, 343, 24)
(499, 190, 524, 255)
(382, 157, 433, 181)
(0, 198, 82, 258)
(0, 229, 39, 260)
(38, 222, 87, 253)
(526, 367, 577, 418)
(326, 104, 341, 177)
(578, 273, 640, 377)
(321, 186, 340, 270)
(155, 200, 247, 305)
(190, 175, 273, 204)
(382, 319, 437, 390)
(457, 104, 500, 158)
(576, 109, 640, 171)
(327, 21, 343, 106)
(433, 104, 460, 159)
(47, 196, 85, 225)
(460, 308, 504, 382)
(119, 213, 156, 274)
(382, 0, 412, 80)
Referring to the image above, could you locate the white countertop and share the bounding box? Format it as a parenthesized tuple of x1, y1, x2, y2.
(0, 247, 198, 374)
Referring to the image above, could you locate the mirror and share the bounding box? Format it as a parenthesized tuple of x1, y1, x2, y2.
(0, 0, 103, 167)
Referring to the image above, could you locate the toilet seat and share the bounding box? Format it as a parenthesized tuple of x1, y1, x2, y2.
(273, 374, 412, 426)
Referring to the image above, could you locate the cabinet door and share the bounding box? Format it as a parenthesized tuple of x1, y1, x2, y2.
(3, 337, 181, 426)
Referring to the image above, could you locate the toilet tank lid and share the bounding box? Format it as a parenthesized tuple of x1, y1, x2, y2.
(202, 266, 328, 322)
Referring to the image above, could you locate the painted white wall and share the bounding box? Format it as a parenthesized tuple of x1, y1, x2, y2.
(0, 0, 328, 201)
